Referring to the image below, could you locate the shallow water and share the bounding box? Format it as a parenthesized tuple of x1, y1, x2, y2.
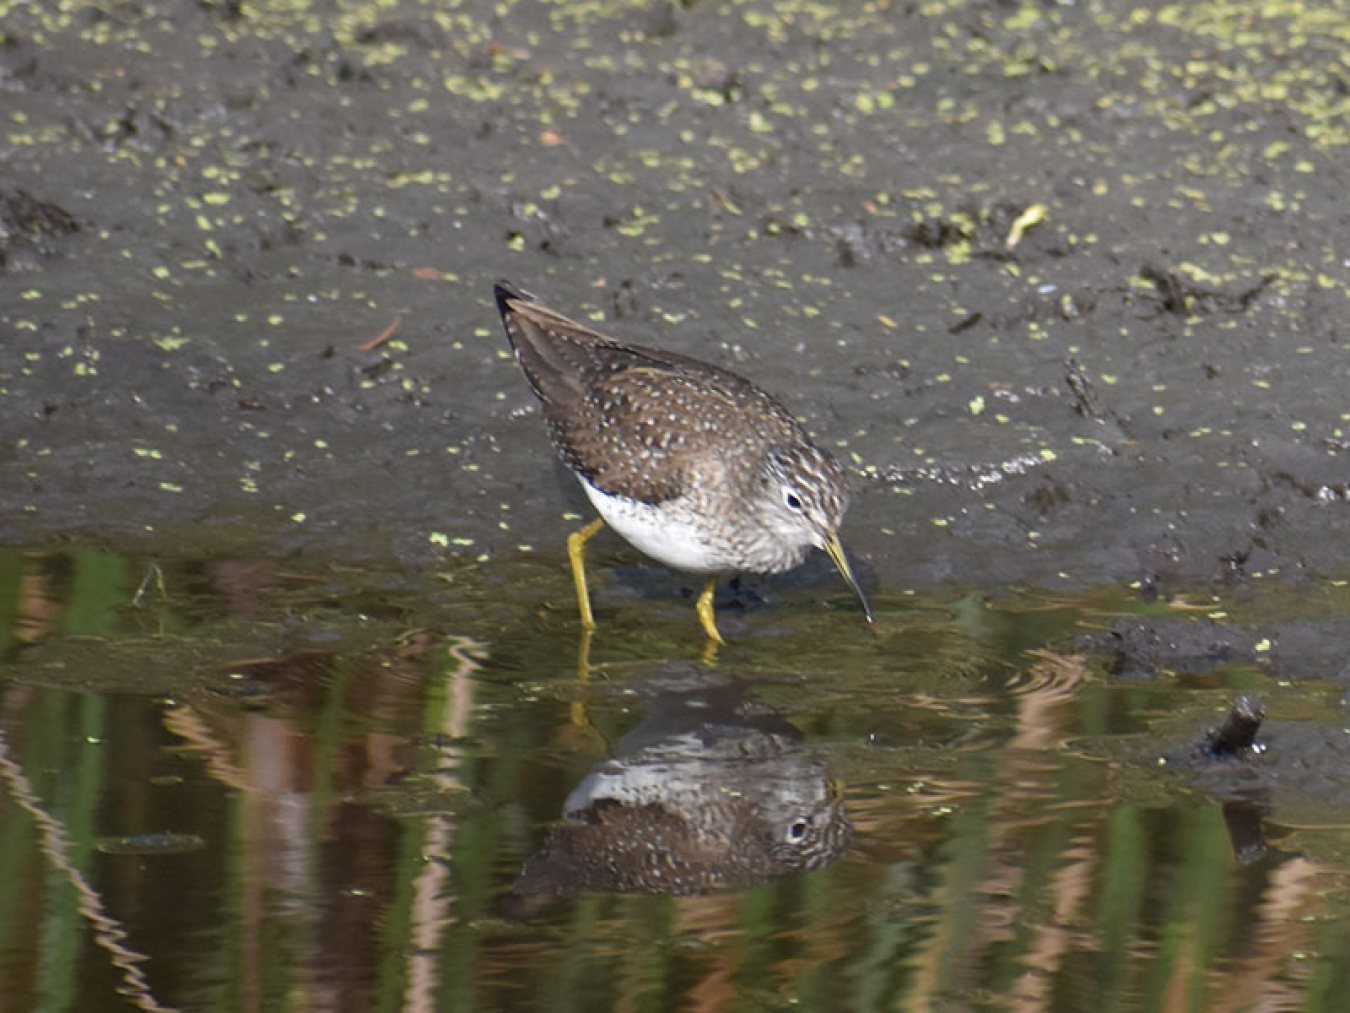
(2, 548, 1350, 1011)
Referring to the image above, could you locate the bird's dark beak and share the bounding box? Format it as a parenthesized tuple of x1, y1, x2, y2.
(823, 533, 875, 627)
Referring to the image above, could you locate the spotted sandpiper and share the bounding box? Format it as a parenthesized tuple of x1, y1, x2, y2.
(495, 280, 873, 644)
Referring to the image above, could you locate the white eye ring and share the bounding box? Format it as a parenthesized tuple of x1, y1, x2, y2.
(785, 492, 803, 511)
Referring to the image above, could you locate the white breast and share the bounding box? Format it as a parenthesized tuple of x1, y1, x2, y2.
(580, 480, 725, 574)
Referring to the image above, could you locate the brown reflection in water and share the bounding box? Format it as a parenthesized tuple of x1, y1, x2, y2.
(161, 634, 483, 1012)
(1002, 652, 1100, 1008)
(2, 552, 327, 653)
(203, 560, 297, 619)
(507, 670, 851, 909)
(6, 549, 1346, 1008)
(1009, 831, 1101, 1009)
(404, 635, 481, 1013)
(1207, 855, 1321, 1011)
(14, 553, 62, 646)
(1222, 798, 1269, 865)
(904, 650, 1101, 1009)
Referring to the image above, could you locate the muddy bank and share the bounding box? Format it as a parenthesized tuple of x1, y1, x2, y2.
(2, 0, 1348, 599)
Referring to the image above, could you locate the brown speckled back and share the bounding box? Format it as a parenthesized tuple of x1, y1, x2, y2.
(495, 280, 807, 506)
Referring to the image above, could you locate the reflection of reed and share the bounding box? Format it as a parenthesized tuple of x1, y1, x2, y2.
(162, 706, 251, 792)
(161, 633, 481, 1011)
(1008, 649, 1089, 752)
(1207, 856, 1320, 1012)
(996, 652, 1099, 1006)
(404, 636, 484, 1013)
(904, 650, 1101, 1008)
(678, 893, 742, 1010)
(0, 725, 174, 1013)
(1009, 833, 1099, 1009)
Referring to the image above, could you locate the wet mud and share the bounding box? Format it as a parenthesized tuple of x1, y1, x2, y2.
(1, 0, 1347, 598)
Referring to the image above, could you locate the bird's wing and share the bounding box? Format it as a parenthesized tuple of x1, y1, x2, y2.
(556, 366, 795, 505)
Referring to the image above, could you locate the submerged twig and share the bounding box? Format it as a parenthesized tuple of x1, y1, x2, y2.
(131, 563, 167, 608)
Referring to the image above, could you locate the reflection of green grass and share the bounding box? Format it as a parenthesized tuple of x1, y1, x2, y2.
(1309, 915, 1350, 1008)
(374, 809, 425, 1012)
(62, 550, 130, 637)
(0, 551, 20, 659)
(0, 769, 37, 984)
(1100, 806, 1148, 1008)
(1142, 807, 1232, 1011)
(4, 549, 1350, 1006)
(23, 691, 108, 1010)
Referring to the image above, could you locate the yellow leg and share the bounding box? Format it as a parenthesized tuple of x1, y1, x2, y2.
(561, 630, 606, 752)
(567, 518, 606, 630)
(695, 575, 726, 646)
(569, 629, 592, 728)
(575, 628, 594, 683)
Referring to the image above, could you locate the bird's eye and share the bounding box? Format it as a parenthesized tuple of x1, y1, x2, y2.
(785, 492, 803, 511)
(787, 818, 809, 842)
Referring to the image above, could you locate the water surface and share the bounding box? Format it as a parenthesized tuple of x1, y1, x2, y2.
(2, 548, 1349, 1010)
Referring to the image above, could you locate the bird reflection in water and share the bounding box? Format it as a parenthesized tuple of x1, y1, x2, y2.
(507, 668, 852, 907)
